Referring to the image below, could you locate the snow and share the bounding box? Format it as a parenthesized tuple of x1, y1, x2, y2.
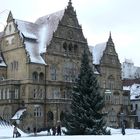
(1, 122, 140, 140)
(123, 83, 140, 100)
(91, 42, 107, 65)
(11, 109, 26, 120)
(15, 19, 38, 40)
(36, 10, 64, 53)
(24, 41, 46, 65)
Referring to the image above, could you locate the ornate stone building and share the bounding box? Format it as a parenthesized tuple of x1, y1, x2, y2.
(0, 0, 132, 131)
(91, 34, 132, 128)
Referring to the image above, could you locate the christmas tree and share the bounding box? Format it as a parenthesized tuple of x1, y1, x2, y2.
(63, 49, 110, 135)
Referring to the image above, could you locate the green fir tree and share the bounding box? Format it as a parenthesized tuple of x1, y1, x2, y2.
(63, 49, 110, 135)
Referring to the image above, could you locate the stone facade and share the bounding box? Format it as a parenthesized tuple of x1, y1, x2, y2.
(0, 1, 131, 131)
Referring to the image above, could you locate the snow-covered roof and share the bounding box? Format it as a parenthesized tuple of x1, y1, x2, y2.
(35, 10, 64, 53)
(12, 10, 65, 65)
(123, 84, 140, 100)
(124, 58, 134, 64)
(11, 108, 26, 120)
(91, 42, 107, 65)
(15, 19, 38, 40)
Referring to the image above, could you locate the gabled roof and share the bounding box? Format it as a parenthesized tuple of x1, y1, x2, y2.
(35, 10, 64, 53)
(90, 42, 107, 65)
(15, 19, 38, 40)
(10, 10, 65, 65)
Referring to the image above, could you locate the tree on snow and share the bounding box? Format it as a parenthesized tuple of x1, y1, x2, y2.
(63, 49, 110, 135)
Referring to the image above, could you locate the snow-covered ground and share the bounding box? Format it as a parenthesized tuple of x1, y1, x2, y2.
(1, 121, 140, 140)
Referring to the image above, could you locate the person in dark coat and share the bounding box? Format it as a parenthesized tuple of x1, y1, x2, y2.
(52, 126, 56, 136)
(33, 127, 37, 136)
(121, 125, 125, 135)
(56, 124, 61, 135)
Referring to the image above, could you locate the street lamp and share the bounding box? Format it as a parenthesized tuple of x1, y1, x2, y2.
(120, 112, 125, 135)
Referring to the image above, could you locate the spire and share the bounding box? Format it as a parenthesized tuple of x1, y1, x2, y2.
(68, 0, 72, 6)
(67, 0, 74, 10)
(7, 11, 14, 22)
(108, 31, 113, 42)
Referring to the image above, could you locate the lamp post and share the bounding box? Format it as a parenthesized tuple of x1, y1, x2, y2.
(120, 112, 125, 135)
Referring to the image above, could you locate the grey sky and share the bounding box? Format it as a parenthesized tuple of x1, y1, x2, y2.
(0, 0, 140, 66)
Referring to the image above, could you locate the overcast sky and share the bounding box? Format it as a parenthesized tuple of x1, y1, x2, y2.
(0, 0, 140, 66)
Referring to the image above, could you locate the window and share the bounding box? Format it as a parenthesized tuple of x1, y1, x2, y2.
(34, 106, 42, 117)
(52, 87, 60, 99)
(68, 43, 73, 54)
(123, 95, 128, 105)
(63, 42, 67, 53)
(15, 89, 19, 99)
(33, 89, 37, 99)
(63, 62, 78, 82)
(74, 44, 78, 54)
(50, 65, 57, 80)
(47, 111, 54, 121)
(114, 95, 120, 104)
(39, 73, 44, 81)
(11, 61, 18, 71)
(3, 89, 6, 99)
(32, 72, 38, 81)
(108, 75, 115, 90)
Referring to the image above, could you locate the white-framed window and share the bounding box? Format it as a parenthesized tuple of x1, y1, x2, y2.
(34, 106, 42, 117)
(15, 89, 19, 99)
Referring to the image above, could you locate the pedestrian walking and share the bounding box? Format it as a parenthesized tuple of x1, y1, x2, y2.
(33, 127, 37, 136)
(52, 126, 56, 136)
(13, 126, 18, 138)
(57, 124, 61, 135)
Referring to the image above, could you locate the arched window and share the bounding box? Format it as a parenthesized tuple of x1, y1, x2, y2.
(39, 72, 44, 81)
(68, 43, 73, 54)
(47, 111, 54, 121)
(50, 65, 57, 80)
(63, 42, 67, 53)
(74, 44, 78, 54)
(108, 75, 115, 90)
(32, 72, 38, 81)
